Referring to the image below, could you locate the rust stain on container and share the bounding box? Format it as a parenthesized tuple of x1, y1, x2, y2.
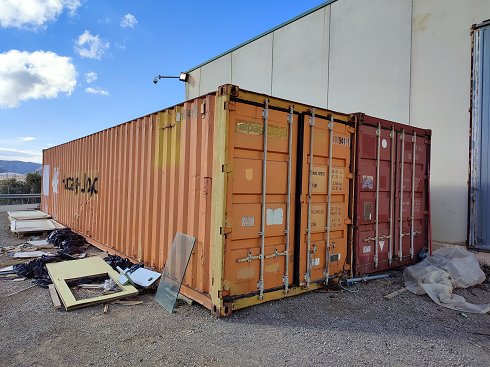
(41, 85, 355, 316)
(352, 114, 432, 276)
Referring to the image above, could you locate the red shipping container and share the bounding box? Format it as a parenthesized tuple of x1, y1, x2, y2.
(352, 114, 431, 276)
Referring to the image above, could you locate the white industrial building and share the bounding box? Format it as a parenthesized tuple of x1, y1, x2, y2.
(185, 0, 490, 250)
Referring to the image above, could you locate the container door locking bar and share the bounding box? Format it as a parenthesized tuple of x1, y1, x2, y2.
(284, 105, 294, 293)
(398, 129, 405, 260)
(305, 109, 315, 287)
(410, 132, 417, 260)
(388, 127, 395, 265)
(374, 123, 381, 268)
(258, 99, 269, 299)
(324, 116, 334, 284)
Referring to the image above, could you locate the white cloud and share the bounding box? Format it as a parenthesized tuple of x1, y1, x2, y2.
(0, 50, 77, 108)
(20, 137, 36, 142)
(120, 13, 137, 28)
(74, 31, 109, 59)
(85, 87, 109, 96)
(0, 0, 81, 29)
(0, 147, 42, 163)
(63, 0, 80, 16)
(84, 71, 97, 83)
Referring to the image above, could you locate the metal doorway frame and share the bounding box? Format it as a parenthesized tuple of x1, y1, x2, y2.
(468, 20, 490, 251)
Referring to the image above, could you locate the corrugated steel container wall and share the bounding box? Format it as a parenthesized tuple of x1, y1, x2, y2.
(352, 114, 431, 276)
(42, 85, 355, 316)
(42, 94, 216, 303)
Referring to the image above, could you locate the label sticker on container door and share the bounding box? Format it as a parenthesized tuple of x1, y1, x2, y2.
(362, 175, 374, 189)
(310, 204, 326, 232)
(379, 240, 385, 252)
(363, 245, 371, 254)
(329, 205, 343, 230)
(266, 208, 283, 225)
(241, 216, 255, 227)
(331, 168, 344, 191)
(312, 258, 320, 266)
(311, 165, 327, 193)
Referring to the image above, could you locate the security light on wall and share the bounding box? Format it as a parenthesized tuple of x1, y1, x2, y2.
(153, 72, 189, 84)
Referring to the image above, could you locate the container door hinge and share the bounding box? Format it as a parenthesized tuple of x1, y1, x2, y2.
(347, 126, 356, 134)
(220, 227, 232, 235)
(224, 101, 236, 111)
(344, 218, 352, 225)
(200, 101, 206, 115)
(347, 172, 354, 179)
(222, 163, 233, 173)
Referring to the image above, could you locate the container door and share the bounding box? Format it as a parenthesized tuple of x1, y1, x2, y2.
(354, 124, 395, 275)
(470, 23, 490, 250)
(300, 112, 352, 287)
(394, 129, 430, 265)
(223, 100, 298, 298)
(354, 119, 430, 276)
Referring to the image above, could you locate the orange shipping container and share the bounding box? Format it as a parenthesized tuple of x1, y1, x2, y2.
(41, 85, 354, 316)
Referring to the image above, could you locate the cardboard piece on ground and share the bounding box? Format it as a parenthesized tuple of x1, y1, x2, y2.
(11, 219, 65, 234)
(7, 210, 51, 221)
(26, 239, 50, 246)
(118, 267, 161, 287)
(13, 251, 54, 258)
(48, 284, 62, 309)
(0, 266, 14, 274)
(46, 257, 138, 311)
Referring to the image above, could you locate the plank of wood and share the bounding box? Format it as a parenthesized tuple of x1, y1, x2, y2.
(384, 287, 408, 299)
(4, 285, 36, 298)
(13, 251, 53, 258)
(78, 283, 105, 289)
(48, 284, 62, 309)
(112, 300, 143, 306)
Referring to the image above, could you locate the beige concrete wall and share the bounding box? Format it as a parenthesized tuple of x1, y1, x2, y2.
(271, 7, 330, 106)
(231, 33, 273, 95)
(410, 0, 490, 244)
(328, 0, 412, 123)
(185, 0, 490, 244)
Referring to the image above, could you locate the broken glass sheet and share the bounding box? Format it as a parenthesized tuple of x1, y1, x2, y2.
(155, 232, 196, 313)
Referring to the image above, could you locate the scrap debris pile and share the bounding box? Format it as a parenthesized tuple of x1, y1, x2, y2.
(1, 210, 162, 313)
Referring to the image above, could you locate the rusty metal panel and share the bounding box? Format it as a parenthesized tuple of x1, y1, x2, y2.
(353, 114, 431, 276)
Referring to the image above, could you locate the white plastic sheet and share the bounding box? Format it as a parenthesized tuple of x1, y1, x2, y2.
(403, 246, 490, 314)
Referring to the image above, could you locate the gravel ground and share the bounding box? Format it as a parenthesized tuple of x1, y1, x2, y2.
(1, 209, 489, 367)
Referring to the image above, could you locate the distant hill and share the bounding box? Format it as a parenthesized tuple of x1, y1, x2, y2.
(0, 160, 41, 174)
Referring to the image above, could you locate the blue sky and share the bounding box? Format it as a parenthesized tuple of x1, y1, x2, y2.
(0, 0, 325, 163)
